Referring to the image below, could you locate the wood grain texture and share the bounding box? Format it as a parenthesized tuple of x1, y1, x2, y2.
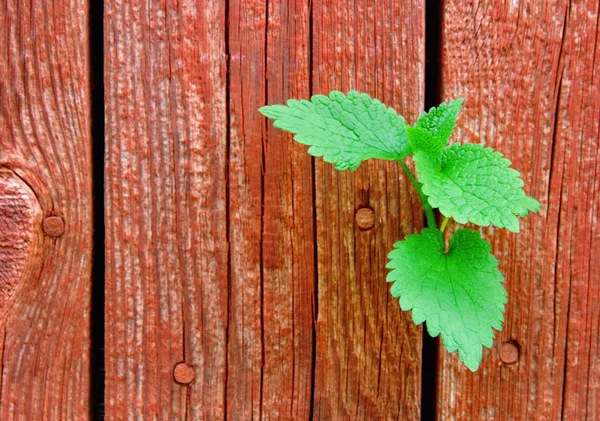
(0, 171, 42, 321)
(311, 1, 425, 419)
(106, 1, 428, 419)
(0, 0, 93, 418)
(438, 0, 600, 419)
(228, 0, 315, 420)
(104, 1, 228, 419)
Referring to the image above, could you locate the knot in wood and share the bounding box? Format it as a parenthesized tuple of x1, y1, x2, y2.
(43, 216, 65, 237)
(173, 362, 195, 385)
(500, 341, 519, 364)
(355, 207, 375, 230)
(0, 170, 42, 318)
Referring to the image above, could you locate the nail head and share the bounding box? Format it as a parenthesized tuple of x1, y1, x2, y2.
(174, 362, 195, 384)
(355, 207, 375, 230)
(42, 216, 65, 237)
(500, 341, 519, 364)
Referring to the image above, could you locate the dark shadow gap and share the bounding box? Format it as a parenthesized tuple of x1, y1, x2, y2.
(421, 331, 439, 421)
(422, 1, 442, 420)
(89, 1, 105, 420)
(425, 0, 442, 111)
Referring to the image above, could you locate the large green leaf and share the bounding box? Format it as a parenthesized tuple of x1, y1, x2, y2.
(387, 228, 507, 371)
(413, 143, 541, 232)
(259, 91, 410, 171)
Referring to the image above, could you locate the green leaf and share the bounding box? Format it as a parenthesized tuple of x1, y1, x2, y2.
(406, 126, 446, 167)
(413, 143, 541, 232)
(259, 91, 410, 171)
(386, 228, 507, 371)
(415, 98, 464, 145)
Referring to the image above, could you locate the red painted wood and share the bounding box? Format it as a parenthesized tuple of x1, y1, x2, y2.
(227, 0, 314, 419)
(105, 0, 427, 418)
(0, 0, 93, 418)
(438, 0, 600, 419)
(104, 1, 228, 419)
(105, 0, 315, 418)
(311, 1, 425, 419)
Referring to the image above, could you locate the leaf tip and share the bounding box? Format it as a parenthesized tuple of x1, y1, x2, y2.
(258, 105, 271, 117)
(459, 347, 483, 372)
(259, 104, 285, 119)
(451, 97, 465, 107)
(465, 359, 481, 372)
(526, 196, 542, 213)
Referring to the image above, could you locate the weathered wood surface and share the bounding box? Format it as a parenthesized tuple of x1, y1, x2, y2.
(105, 0, 315, 419)
(0, 0, 93, 419)
(105, 0, 425, 419)
(2, 0, 598, 418)
(311, 1, 424, 419)
(438, 1, 600, 419)
(228, 0, 315, 419)
(104, 1, 229, 419)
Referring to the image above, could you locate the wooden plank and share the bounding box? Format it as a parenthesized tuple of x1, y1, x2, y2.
(0, 0, 93, 418)
(227, 0, 315, 419)
(556, 5, 600, 417)
(311, 1, 425, 419)
(104, 1, 228, 419)
(438, 0, 600, 419)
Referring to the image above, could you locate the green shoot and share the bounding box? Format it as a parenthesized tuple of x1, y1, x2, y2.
(260, 91, 540, 371)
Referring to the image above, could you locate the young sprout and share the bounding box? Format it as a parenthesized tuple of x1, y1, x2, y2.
(260, 91, 540, 371)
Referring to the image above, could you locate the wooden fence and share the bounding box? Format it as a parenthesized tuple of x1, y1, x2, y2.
(0, 0, 598, 419)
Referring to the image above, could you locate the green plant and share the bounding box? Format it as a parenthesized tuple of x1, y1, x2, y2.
(259, 91, 540, 371)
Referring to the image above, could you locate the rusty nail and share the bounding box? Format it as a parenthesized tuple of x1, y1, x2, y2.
(42, 216, 65, 237)
(173, 362, 195, 385)
(500, 341, 519, 364)
(355, 207, 375, 230)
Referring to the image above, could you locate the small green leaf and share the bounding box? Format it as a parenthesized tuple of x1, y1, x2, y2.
(259, 91, 410, 171)
(386, 228, 507, 371)
(413, 143, 541, 232)
(406, 126, 446, 167)
(416, 98, 464, 145)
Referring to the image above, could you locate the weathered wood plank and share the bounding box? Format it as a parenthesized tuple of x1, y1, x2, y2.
(0, 0, 93, 418)
(227, 0, 315, 419)
(556, 6, 600, 417)
(311, 1, 425, 419)
(438, 0, 600, 419)
(104, 1, 228, 419)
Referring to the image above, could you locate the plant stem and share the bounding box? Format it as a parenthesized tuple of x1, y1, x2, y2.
(440, 216, 449, 233)
(398, 160, 437, 229)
